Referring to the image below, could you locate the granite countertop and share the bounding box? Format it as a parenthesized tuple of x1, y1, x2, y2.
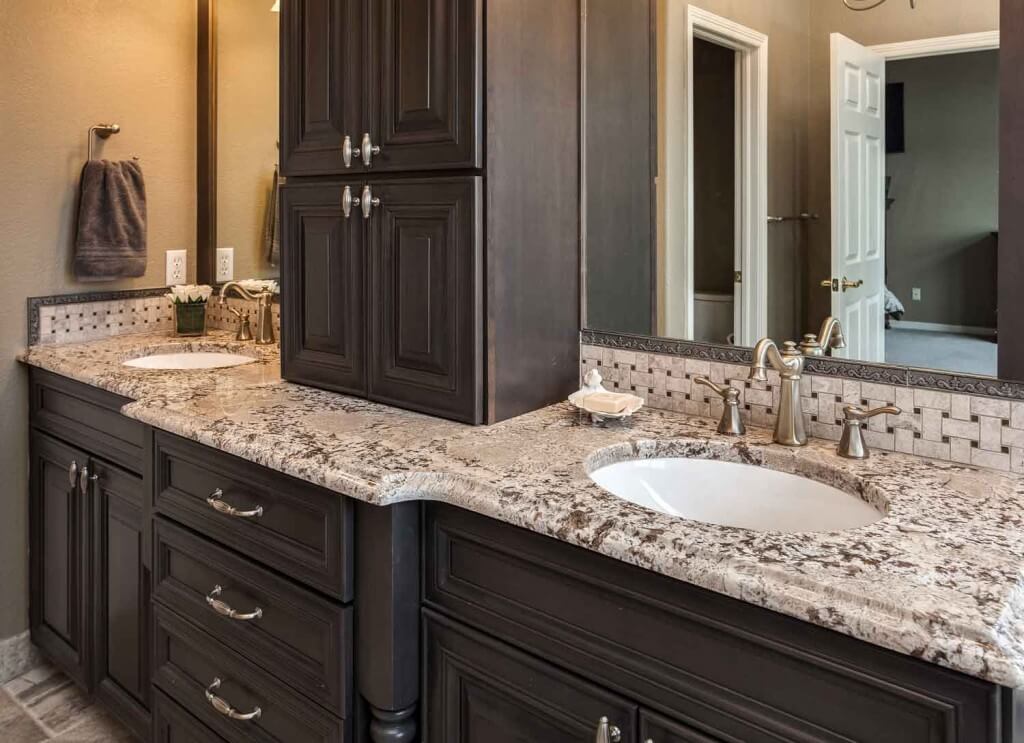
(19, 331, 1024, 688)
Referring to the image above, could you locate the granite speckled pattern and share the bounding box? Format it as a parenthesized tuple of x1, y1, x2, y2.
(19, 332, 1024, 688)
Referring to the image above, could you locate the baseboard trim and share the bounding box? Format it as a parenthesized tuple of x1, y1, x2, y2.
(0, 630, 41, 684)
(890, 321, 997, 338)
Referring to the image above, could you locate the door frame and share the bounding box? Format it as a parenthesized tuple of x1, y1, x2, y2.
(869, 30, 999, 60)
(663, 5, 767, 345)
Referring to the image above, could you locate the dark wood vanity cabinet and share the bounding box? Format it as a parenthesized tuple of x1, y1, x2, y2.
(283, 177, 482, 421)
(281, 0, 580, 424)
(281, 0, 480, 177)
(29, 369, 151, 739)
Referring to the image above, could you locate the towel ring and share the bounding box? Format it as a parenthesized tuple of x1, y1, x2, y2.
(88, 124, 120, 162)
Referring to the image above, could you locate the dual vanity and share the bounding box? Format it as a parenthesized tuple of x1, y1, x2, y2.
(19, 332, 1024, 743)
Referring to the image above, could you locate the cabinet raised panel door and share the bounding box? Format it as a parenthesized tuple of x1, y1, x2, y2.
(281, 0, 365, 176)
(281, 182, 367, 395)
(92, 459, 150, 738)
(424, 611, 638, 742)
(29, 433, 91, 688)
(367, 0, 483, 172)
(367, 177, 482, 422)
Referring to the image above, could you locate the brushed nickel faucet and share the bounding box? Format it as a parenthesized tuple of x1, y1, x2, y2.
(219, 282, 276, 345)
(749, 317, 846, 447)
(694, 377, 745, 436)
(838, 404, 902, 459)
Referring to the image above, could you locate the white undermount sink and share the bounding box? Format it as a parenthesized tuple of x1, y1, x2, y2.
(123, 351, 257, 370)
(590, 458, 883, 533)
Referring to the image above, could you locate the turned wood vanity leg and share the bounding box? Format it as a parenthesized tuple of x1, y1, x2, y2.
(355, 501, 422, 742)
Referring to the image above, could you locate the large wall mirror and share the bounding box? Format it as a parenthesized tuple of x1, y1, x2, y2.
(197, 0, 281, 284)
(584, 0, 1010, 379)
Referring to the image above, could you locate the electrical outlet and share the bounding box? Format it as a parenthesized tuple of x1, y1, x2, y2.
(165, 250, 187, 285)
(216, 247, 235, 283)
(912, 288, 922, 302)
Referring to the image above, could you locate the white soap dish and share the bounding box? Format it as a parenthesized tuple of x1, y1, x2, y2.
(568, 369, 644, 421)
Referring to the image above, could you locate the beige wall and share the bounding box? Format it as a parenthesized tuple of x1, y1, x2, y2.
(216, 0, 280, 280)
(0, 1, 197, 638)
(805, 0, 1000, 328)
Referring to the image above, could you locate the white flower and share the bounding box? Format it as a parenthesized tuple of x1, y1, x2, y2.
(167, 284, 214, 304)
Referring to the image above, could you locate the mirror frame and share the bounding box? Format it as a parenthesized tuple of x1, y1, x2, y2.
(582, 1, 1024, 393)
(196, 0, 217, 285)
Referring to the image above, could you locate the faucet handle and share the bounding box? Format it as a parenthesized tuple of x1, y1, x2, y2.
(693, 377, 745, 436)
(838, 405, 901, 459)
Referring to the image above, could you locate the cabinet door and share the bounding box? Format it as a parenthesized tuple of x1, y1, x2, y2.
(640, 710, 723, 743)
(424, 610, 638, 742)
(281, 0, 365, 176)
(367, 177, 482, 422)
(92, 458, 150, 739)
(29, 432, 91, 688)
(366, 0, 482, 171)
(281, 182, 367, 395)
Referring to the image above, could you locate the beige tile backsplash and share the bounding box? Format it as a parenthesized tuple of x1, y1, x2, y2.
(581, 344, 1024, 475)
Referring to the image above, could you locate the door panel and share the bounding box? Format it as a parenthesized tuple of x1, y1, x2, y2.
(281, 182, 367, 395)
(424, 610, 638, 743)
(281, 0, 364, 176)
(92, 459, 150, 738)
(830, 33, 886, 362)
(368, 0, 482, 171)
(368, 177, 482, 422)
(30, 433, 90, 688)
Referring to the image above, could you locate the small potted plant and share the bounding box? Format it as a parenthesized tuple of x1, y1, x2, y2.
(167, 284, 213, 336)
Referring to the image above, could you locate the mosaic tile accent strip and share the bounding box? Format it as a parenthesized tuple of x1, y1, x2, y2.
(28, 290, 280, 346)
(581, 343, 1024, 474)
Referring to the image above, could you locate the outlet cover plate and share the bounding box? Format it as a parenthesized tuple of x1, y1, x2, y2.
(166, 250, 187, 285)
(216, 247, 235, 282)
(912, 288, 922, 301)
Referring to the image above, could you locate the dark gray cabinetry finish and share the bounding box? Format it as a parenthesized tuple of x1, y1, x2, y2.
(29, 431, 92, 689)
(280, 182, 366, 396)
(423, 503, 1016, 743)
(281, 0, 480, 177)
(281, 0, 580, 424)
(29, 369, 151, 738)
(92, 457, 151, 739)
(153, 690, 228, 743)
(424, 610, 639, 742)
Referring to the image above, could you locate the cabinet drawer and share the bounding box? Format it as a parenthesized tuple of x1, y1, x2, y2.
(153, 604, 348, 743)
(154, 689, 228, 743)
(154, 518, 352, 716)
(30, 368, 144, 473)
(154, 432, 353, 600)
(424, 609, 637, 742)
(640, 710, 724, 743)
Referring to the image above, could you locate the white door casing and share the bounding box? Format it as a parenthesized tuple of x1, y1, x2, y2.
(830, 33, 886, 363)
(662, 5, 767, 345)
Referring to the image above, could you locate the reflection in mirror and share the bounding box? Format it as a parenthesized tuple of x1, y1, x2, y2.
(583, 0, 1002, 379)
(202, 0, 280, 283)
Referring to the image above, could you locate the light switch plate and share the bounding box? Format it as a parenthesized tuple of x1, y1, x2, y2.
(912, 288, 922, 302)
(216, 247, 235, 282)
(165, 250, 187, 285)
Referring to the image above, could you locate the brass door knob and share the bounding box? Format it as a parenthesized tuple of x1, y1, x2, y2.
(820, 277, 864, 292)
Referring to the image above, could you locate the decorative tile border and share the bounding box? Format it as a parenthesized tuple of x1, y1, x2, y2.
(27, 288, 280, 346)
(582, 329, 1024, 399)
(581, 341, 1024, 474)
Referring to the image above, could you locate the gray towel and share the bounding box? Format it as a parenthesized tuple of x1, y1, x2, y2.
(74, 160, 147, 280)
(262, 165, 280, 267)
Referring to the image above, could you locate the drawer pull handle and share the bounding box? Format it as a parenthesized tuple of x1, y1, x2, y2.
(68, 460, 78, 488)
(595, 717, 622, 743)
(206, 586, 263, 622)
(205, 678, 262, 721)
(206, 488, 263, 519)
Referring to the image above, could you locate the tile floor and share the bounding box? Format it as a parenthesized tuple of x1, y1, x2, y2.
(1, 663, 133, 742)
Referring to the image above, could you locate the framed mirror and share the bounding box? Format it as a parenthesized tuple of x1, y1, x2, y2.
(197, 0, 281, 285)
(583, 0, 1014, 381)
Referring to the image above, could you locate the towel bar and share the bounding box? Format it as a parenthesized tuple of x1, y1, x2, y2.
(87, 123, 120, 162)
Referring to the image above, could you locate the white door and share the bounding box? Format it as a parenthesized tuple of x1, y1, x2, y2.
(830, 33, 886, 362)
